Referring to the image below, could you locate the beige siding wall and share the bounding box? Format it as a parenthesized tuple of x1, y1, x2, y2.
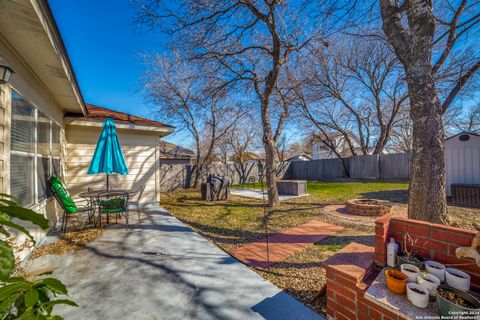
(66, 125, 159, 203)
(0, 84, 11, 195)
(0, 51, 68, 259)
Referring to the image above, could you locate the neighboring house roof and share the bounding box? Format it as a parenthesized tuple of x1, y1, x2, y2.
(159, 141, 195, 159)
(445, 131, 480, 141)
(309, 131, 361, 146)
(284, 153, 312, 162)
(65, 104, 175, 135)
(230, 151, 259, 163)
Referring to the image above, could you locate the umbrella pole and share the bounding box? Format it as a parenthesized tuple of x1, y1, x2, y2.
(106, 175, 109, 191)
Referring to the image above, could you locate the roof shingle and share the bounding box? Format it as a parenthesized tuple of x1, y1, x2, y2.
(66, 104, 174, 129)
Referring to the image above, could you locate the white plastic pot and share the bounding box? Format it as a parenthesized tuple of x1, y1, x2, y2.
(417, 272, 441, 296)
(445, 268, 471, 292)
(407, 283, 429, 308)
(401, 264, 420, 283)
(425, 261, 446, 282)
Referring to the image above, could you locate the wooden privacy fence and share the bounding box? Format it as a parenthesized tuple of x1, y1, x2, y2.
(285, 153, 410, 180)
(159, 153, 410, 192)
(159, 162, 286, 192)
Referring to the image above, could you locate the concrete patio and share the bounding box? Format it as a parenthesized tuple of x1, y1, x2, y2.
(35, 206, 323, 320)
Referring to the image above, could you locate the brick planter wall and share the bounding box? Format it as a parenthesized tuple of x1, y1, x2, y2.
(323, 243, 408, 320)
(324, 215, 479, 320)
(374, 215, 480, 286)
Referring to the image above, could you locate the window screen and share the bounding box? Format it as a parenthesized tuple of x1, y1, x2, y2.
(10, 91, 62, 206)
(37, 156, 50, 201)
(52, 123, 61, 157)
(37, 111, 51, 156)
(53, 158, 62, 178)
(11, 155, 34, 206)
(11, 93, 35, 153)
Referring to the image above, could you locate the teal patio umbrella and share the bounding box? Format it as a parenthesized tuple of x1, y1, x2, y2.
(87, 117, 128, 190)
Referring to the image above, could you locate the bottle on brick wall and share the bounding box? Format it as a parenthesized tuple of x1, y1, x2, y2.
(387, 238, 398, 267)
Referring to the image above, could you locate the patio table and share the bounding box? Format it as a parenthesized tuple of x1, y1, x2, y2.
(79, 189, 135, 199)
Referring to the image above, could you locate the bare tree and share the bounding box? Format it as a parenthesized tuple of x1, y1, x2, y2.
(379, 0, 480, 223)
(134, 0, 331, 206)
(144, 56, 246, 187)
(445, 101, 480, 134)
(295, 37, 408, 158)
(389, 117, 414, 153)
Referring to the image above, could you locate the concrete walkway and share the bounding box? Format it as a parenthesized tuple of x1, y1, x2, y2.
(230, 220, 343, 268)
(42, 206, 323, 320)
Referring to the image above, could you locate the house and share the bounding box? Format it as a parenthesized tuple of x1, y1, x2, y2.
(309, 132, 361, 160)
(445, 132, 480, 196)
(230, 151, 259, 164)
(0, 1, 174, 245)
(284, 152, 312, 162)
(159, 140, 195, 165)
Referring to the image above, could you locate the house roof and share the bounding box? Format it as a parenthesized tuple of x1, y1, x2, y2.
(309, 131, 360, 145)
(230, 151, 259, 163)
(445, 131, 480, 141)
(65, 104, 175, 135)
(159, 141, 195, 159)
(285, 153, 312, 162)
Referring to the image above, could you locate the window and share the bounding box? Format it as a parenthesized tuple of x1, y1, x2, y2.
(10, 91, 62, 206)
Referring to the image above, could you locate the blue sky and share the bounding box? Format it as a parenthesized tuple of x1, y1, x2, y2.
(49, 0, 187, 143)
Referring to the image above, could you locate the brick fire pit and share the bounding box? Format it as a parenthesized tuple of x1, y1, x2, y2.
(345, 199, 391, 216)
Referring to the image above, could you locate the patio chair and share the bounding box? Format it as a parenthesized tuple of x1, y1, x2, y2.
(96, 191, 129, 230)
(129, 185, 145, 222)
(49, 176, 95, 233)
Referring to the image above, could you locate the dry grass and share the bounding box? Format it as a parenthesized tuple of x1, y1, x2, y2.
(30, 227, 102, 259)
(162, 180, 479, 315)
(161, 187, 381, 316)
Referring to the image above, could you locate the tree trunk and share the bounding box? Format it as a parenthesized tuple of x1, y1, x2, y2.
(340, 157, 350, 178)
(261, 100, 280, 207)
(406, 69, 448, 224)
(379, 0, 447, 224)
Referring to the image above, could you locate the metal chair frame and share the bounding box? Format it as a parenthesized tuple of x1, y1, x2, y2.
(129, 185, 145, 221)
(95, 191, 130, 230)
(50, 181, 95, 233)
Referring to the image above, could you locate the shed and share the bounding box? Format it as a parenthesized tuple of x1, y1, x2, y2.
(445, 132, 480, 196)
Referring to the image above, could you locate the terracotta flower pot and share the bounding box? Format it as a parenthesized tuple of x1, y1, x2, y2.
(386, 269, 408, 295)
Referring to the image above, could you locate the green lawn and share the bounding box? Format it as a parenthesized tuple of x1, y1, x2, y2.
(234, 180, 409, 203)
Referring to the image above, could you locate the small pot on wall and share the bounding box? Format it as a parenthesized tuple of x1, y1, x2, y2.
(417, 272, 440, 298)
(386, 269, 408, 295)
(445, 268, 471, 292)
(397, 253, 424, 269)
(425, 261, 446, 282)
(406, 283, 429, 308)
(436, 285, 480, 317)
(401, 264, 420, 283)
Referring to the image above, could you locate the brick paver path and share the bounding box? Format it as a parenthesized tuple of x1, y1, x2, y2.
(230, 220, 343, 268)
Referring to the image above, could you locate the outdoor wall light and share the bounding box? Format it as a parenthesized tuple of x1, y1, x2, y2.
(0, 65, 14, 84)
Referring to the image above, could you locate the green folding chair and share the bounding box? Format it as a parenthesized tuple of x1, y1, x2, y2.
(49, 176, 95, 233)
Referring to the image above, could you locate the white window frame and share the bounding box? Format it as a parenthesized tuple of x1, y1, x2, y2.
(10, 91, 62, 207)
